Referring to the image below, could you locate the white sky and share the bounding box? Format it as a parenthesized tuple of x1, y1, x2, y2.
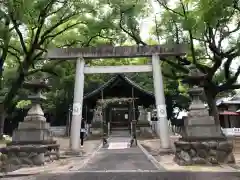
(140, 0, 160, 41)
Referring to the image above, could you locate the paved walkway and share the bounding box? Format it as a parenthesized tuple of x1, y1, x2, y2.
(79, 136, 160, 171)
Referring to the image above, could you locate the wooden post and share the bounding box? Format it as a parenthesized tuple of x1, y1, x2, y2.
(109, 107, 112, 134)
(102, 108, 108, 146)
(128, 101, 133, 134)
(130, 120, 137, 147)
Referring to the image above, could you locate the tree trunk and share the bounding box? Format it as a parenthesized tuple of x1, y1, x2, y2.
(204, 89, 220, 126)
(0, 112, 5, 139)
(65, 107, 71, 137)
(4, 70, 25, 109)
(1, 70, 26, 135)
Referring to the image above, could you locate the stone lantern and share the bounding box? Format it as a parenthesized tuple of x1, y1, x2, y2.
(174, 66, 235, 166)
(12, 79, 53, 143)
(0, 80, 59, 172)
(181, 66, 223, 140)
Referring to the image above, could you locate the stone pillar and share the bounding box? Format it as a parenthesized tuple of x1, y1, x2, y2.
(70, 58, 85, 152)
(152, 54, 170, 149)
(108, 121, 110, 136)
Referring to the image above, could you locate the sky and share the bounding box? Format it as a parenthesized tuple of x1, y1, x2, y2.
(140, 0, 160, 41)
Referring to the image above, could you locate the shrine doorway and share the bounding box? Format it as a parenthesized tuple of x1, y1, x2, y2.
(109, 106, 130, 129)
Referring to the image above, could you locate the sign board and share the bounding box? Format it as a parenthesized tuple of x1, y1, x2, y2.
(157, 105, 167, 118)
(222, 128, 240, 136)
(72, 103, 82, 116)
(233, 128, 240, 136)
(46, 44, 186, 60)
(84, 65, 152, 74)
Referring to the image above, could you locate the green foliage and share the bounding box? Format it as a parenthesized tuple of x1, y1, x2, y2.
(147, 0, 240, 124)
(16, 100, 31, 109)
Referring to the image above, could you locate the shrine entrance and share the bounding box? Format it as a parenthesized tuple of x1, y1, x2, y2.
(46, 45, 186, 152)
(111, 106, 129, 129)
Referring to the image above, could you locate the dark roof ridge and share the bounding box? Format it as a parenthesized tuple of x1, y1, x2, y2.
(84, 74, 154, 99)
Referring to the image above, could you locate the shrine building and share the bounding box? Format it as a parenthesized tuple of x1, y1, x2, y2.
(82, 74, 155, 129)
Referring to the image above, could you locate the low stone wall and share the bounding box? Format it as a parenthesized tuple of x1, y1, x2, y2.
(91, 128, 102, 135)
(50, 126, 66, 137)
(138, 127, 155, 138)
(0, 144, 60, 172)
(174, 140, 235, 166)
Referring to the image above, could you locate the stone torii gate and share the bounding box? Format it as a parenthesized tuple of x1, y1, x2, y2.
(46, 45, 186, 153)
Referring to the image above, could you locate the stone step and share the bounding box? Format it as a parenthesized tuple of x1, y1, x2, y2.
(111, 127, 129, 130)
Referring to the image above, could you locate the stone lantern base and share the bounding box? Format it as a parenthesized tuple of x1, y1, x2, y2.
(11, 104, 54, 144)
(174, 138, 235, 166)
(0, 104, 59, 172)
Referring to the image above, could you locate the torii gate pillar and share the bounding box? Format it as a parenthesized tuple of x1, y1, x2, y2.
(70, 57, 85, 152)
(152, 54, 170, 149)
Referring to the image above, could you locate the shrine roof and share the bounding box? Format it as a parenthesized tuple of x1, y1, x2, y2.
(84, 74, 154, 100)
(216, 96, 240, 106)
(219, 110, 240, 116)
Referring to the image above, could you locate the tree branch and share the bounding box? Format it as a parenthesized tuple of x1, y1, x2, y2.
(163, 59, 189, 73)
(39, 13, 77, 44)
(208, 54, 222, 78)
(221, 84, 240, 91)
(233, 0, 240, 12)
(7, 50, 21, 61)
(224, 56, 234, 79)
(25, 60, 66, 77)
(41, 22, 83, 43)
(154, 15, 161, 44)
(26, 68, 58, 77)
(119, 12, 147, 45)
(10, 18, 28, 54)
(47, 0, 68, 17)
(219, 66, 240, 92)
(8, 45, 22, 55)
(156, 0, 184, 17)
(217, 13, 239, 48)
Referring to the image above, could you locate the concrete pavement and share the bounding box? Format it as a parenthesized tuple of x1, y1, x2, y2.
(2, 171, 240, 180)
(79, 136, 161, 171)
